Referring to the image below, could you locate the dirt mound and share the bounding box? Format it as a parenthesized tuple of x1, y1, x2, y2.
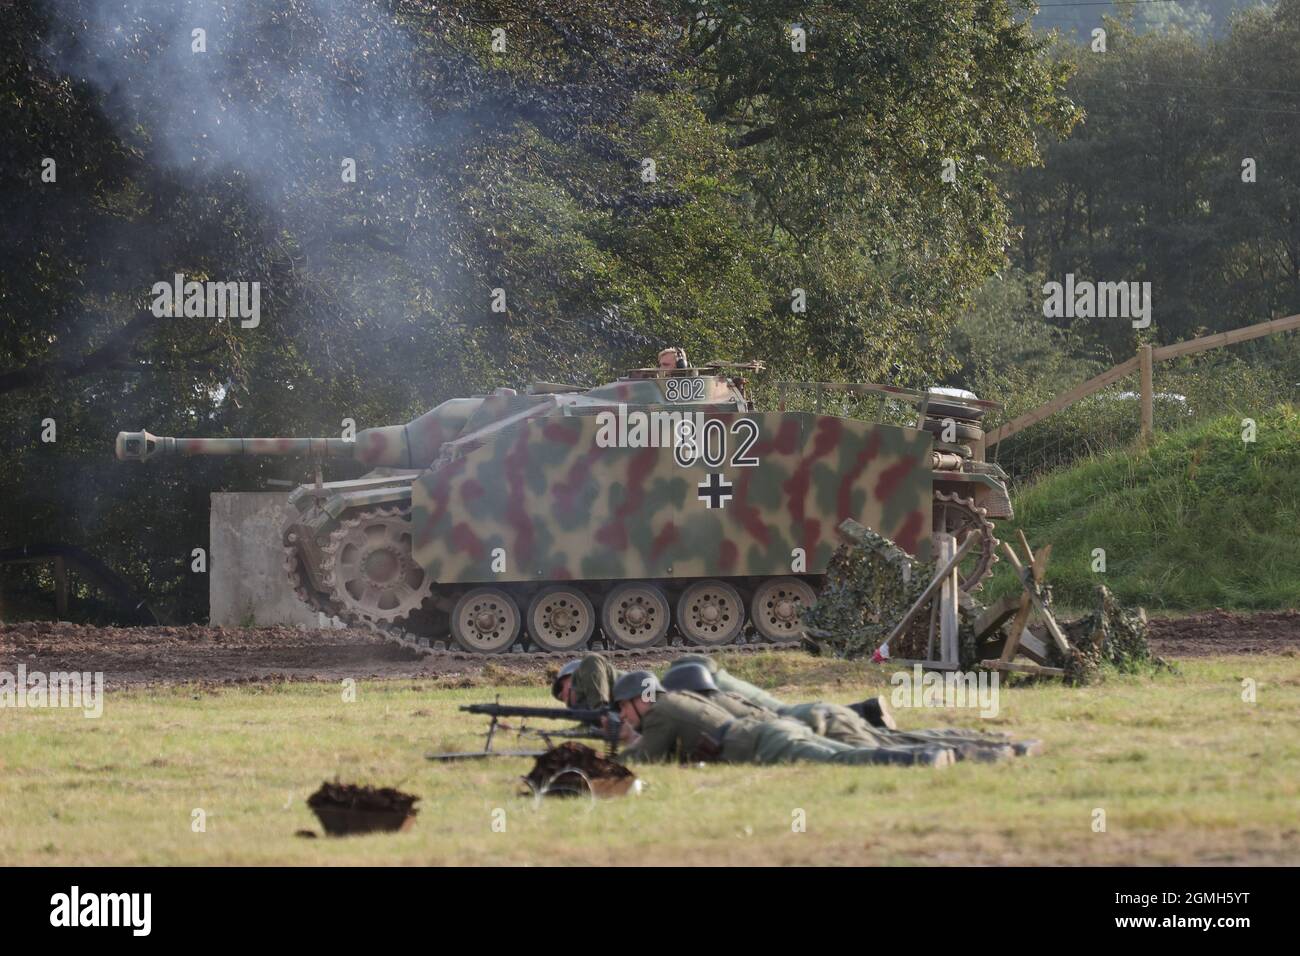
(307, 781, 420, 835)
(522, 743, 639, 798)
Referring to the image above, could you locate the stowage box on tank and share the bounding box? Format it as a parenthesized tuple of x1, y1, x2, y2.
(116, 364, 1010, 654)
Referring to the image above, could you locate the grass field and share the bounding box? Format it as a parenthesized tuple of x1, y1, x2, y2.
(2, 652, 1297, 865)
(986, 405, 1300, 610)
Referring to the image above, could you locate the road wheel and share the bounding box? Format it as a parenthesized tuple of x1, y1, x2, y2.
(527, 586, 596, 652)
(450, 587, 521, 654)
(750, 577, 817, 643)
(601, 583, 671, 649)
(676, 579, 745, 646)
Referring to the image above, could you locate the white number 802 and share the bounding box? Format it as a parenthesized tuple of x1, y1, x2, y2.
(674, 418, 760, 468)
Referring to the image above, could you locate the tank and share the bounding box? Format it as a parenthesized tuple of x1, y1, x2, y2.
(116, 364, 1012, 654)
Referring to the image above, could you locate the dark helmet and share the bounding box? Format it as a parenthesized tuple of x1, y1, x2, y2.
(661, 662, 718, 694)
(550, 659, 582, 699)
(671, 653, 719, 675)
(611, 669, 663, 704)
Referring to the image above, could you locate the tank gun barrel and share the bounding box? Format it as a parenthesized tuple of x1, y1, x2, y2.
(115, 397, 482, 467)
(115, 431, 356, 463)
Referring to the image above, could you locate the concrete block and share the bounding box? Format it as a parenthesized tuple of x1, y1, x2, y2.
(209, 492, 339, 628)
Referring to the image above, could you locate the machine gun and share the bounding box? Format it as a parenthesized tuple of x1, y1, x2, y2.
(425, 699, 622, 762)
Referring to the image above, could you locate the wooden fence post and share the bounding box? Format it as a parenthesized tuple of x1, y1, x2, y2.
(1139, 343, 1154, 445)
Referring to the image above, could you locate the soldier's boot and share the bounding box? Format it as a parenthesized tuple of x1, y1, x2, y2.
(913, 746, 955, 768)
(867, 746, 954, 768)
(952, 743, 1015, 763)
(848, 695, 897, 730)
(1013, 739, 1044, 757)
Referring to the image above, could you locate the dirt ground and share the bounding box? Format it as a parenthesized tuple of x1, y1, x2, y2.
(1, 607, 1297, 687)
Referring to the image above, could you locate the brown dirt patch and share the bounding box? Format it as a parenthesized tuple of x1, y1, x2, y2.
(1146, 608, 1300, 658)
(1, 608, 1295, 688)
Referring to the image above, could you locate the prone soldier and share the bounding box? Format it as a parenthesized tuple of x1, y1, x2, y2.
(614, 670, 956, 768)
(665, 654, 1036, 760)
(552, 654, 624, 710)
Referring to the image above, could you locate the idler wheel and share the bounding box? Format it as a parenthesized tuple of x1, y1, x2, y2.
(451, 587, 522, 654)
(601, 583, 671, 649)
(526, 586, 596, 652)
(750, 577, 817, 643)
(676, 579, 745, 646)
(322, 507, 432, 626)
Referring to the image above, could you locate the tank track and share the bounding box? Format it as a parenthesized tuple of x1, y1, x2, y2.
(373, 621, 808, 660)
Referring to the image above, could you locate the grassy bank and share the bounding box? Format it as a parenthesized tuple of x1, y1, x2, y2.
(986, 405, 1300, 611)
(1, 653, 1296, 865)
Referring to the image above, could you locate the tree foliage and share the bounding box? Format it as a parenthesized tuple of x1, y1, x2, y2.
(0, 0, 1071, 619)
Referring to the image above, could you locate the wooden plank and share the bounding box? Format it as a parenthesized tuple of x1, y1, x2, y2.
(978, 660, 1066, 677)
(1151, 311, 1300, 362)
(1031, 542, 1052, 586)
(1017, 629, 1051, 664)
(882, 533, 978, 650)
(999, 593, 1034, 664)
(1033, 594, 1071, 657)
(937, 535, 959, 666)
(1139, 344, 1154, 444)
(1000, 539, 1027, 578)
(972, 594, 1021, 640)
(985, 356, 1140, 446)
(1016, 529, 1035, 567)
(925, 589, 938, 661)
(891, 659, 963, 672)
(999, 540, 1070, 657)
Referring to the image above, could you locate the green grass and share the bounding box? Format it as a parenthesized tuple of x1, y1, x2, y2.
(987, 405, 1300, 610)
(2, 653, 1297, 865)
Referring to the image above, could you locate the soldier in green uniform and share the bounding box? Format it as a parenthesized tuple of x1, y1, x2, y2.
(613, 671, 956, 768)
(659, 663, 775, 720)
(551, 654, 624, 710)
(665, 654, 1032, 761)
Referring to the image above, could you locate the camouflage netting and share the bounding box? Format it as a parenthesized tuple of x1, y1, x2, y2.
(802, 526, 940, 660)
(805, 531, 1168, 684)
(1053, 585, 1173, 685)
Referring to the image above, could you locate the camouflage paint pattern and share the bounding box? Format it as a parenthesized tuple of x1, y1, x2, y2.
(115, 397, 481, 469)
(410, 410, 932, 585)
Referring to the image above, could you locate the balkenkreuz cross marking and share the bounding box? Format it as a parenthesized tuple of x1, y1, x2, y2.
(697, 472, 733, 509)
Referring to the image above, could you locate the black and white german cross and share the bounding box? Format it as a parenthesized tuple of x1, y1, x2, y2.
(697, 472, 733, 509)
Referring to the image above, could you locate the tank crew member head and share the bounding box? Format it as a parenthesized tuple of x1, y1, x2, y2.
(658, 347, 688, 371)
(611, 669, 664, 730)
(550, 659, 583, 706)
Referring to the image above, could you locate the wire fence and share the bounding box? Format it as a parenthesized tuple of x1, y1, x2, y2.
(986, 337, 1300, 486)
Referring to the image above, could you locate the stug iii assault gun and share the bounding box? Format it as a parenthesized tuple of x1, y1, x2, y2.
(116, 363, 1011, 654)
(426, 701, 622, 761)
